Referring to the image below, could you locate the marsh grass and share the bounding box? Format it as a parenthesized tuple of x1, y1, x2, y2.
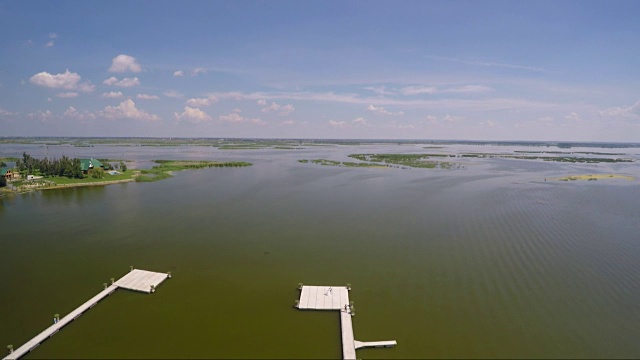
(136, 160, 252, 182)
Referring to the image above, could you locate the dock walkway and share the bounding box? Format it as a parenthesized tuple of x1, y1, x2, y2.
(296, 285, 396, 360)
(3, 269, 169, 360)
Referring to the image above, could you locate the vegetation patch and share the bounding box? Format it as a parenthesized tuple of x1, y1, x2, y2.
(550, 174, 635, 182)
(298, 159, 387, 168)
(136, 160, 252, 182)
(349, 154, 455, 169)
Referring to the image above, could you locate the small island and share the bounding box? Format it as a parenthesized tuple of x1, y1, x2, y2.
(0, 153, 252, 195)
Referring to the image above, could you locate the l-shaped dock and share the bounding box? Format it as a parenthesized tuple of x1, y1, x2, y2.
(296, 285, 396, 359)
(3, 269, 170, 360)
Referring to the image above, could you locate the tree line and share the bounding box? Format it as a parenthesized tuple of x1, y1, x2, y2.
(16, 152, 84, 179)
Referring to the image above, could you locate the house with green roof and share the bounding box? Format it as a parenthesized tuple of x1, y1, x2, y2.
(79, 158, 105, 174)
(1, 167, 15, 180)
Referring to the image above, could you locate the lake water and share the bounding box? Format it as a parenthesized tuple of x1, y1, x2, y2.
(1, 142, 640, 358)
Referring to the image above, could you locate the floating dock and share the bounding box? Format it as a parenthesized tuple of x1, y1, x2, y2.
(296, 285, 396, 360)
(3, 269, 170, 360)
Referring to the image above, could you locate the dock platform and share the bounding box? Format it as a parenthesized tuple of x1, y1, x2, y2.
(3, 268, 170, 360)
(296, 285, 396, 360)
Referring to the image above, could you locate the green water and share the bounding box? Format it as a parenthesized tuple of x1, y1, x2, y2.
(1, 144, 640, 358)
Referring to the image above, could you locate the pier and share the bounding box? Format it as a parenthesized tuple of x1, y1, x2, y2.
(296, 285, 396, 360)
(3, 269, 170, 360)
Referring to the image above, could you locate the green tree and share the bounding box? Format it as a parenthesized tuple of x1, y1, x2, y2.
(0, 161, 6, 168)
(120, 161, 127, 172)
(91, 167, 105, 179)
(0, 176, 6, 187)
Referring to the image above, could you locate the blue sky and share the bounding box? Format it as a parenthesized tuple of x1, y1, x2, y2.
(1, 0, 639, 141)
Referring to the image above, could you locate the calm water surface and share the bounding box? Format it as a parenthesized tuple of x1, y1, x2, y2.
(1, 143, 640, 358)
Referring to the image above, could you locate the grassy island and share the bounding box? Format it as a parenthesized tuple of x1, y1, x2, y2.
(550, 174, 635, 182)
(136, 160, 252, 182)
(349, 154, 455, 169)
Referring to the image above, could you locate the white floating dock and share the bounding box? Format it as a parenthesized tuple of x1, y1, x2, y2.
(296, 285, 396, 360)
(3, 268, 170, 360)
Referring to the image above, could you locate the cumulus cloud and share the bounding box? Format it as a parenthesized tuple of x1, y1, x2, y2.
(328, 120, 346, 128)
(219, 112, 265, 125)
(136, 94, 159, 100)
(174, 106, 212, 123)
(63, 106, 96, 121)
(352, 117, 368, 126)
(29, 70, 94, 92)
(424, 115, 438, 124)
(101, 99, 159, 121)
(173, 70, 184, 77)
(564, 112, 581, 122)
(599, 100, 640, 119)
(192, 68, 207, 76)
(164, 90, 184, 99)
(56, 92, 78, 98)
(443, 114, 464, 122)
(260, 101, 295, 115)
(0, 107, 16, 116)
(366, 104, 403, 116)
(27, 110, 53, 122)
(280, 120, 295, 126)
(103, 76, 140, 87)
(257, 99, 267, 106)
(185, 98, 212, 107)
(108, 54, 142, 73)
(102, 91, 124, 98)
(401, 86, 437, 95)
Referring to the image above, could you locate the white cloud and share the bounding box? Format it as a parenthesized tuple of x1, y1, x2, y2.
(352, 117, 368, 126)
(366, 104, 403, 116)
(280, 120, 295, 126)
(279, 104, 295, 115)
(445, 85, 493, 93)
(29, 70, 94, 92)
(479, 119, 498, 127)
(173, 70, 184, 77)
(101, 99, 159, 121)
(56, 92, 78, 98)
(136, 94, 159, 100)
(219, 112, 265, 125)
(232, 108, 242, 113)
(109, 54, 142, 73)
(599, 100, 640, 119)
(185, 98, 212, 107)
(63, 106, 95, 121)
(364, 86, 395, 96)
(257, 99, 267, 106)
(164, 90, 184, 99)
(103, 77, 118, 85)
(103, 76, 140, 87)
(443, 114, 464, 122)
(261, 101, 295, 115)
(0, 107, 16, 116)
(328, 120, 346, 128)
(102, 91, 124, 98)
(45, 33, 57, 47)
(192, 67, 207, 76)
(424, 115, 438, 124)
(174, 106, 212, 123)
(564, 112, 581, 122)
(536, 116, 554, 123)
(401, 86, 437, 95)
(27, 110, 53, 122)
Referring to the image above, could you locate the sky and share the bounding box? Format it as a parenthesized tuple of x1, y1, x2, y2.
(0, 0, 639, 141)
